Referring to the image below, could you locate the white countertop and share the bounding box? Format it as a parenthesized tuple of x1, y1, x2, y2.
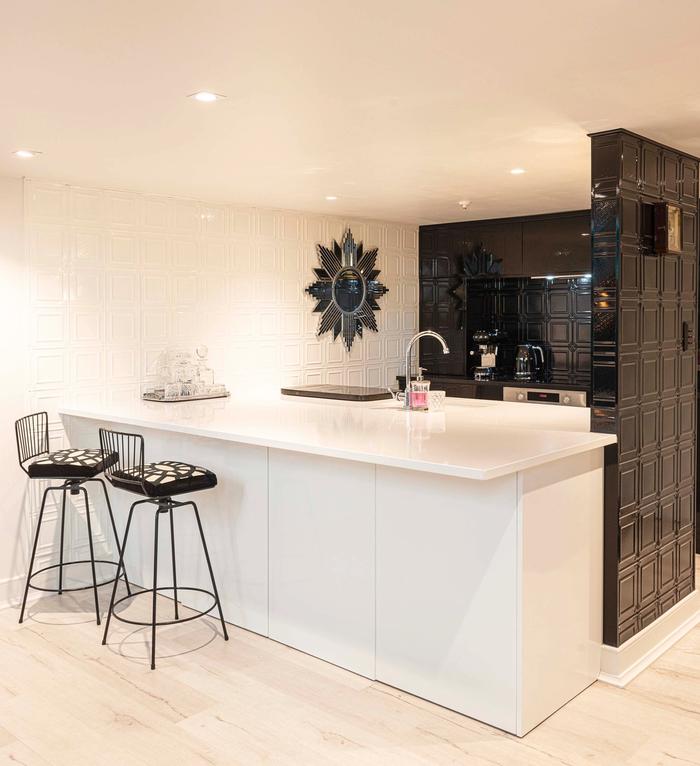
(59, 396, 616, 481)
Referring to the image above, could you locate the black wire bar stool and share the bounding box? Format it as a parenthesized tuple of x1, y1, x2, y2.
(15, 412, 131, 624)
(99, 427, 228, 669)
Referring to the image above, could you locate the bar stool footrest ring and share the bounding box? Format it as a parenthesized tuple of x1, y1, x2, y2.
(110, 586, 218, 627)
(28, 559, 125, 593)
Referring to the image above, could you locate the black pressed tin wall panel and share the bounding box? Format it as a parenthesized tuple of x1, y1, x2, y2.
(591, 129, 698, 646)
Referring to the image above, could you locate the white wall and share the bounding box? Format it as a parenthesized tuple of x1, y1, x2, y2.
(24, 179, 418, 418)
(1, 178, 418, 604)
(0, 177, 27, 606)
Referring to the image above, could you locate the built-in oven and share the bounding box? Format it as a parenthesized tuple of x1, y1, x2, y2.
(503, 386, 588, 407)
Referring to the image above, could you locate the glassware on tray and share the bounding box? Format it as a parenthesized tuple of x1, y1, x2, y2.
(141, 344, 229, 402)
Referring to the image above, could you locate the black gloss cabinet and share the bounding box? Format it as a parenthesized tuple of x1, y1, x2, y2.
(522, 215, 591, 276)
(464, 220, 523, 276)
(418, 245, 466, 376)
(419, 210, 590, 376)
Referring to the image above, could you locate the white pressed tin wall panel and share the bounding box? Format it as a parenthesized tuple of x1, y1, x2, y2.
(25, 179, 419, 436)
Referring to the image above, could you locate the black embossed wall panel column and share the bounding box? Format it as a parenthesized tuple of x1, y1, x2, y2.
(590, 129, 698, 646)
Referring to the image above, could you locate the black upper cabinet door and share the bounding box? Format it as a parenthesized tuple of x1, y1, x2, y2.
(680, 157, 698, 205)
(429, 253, 452, 278)
(457, 222, 523, 276)
(661, 152, 681, 200)
(620, 136, 642, 192)
(522, 214, 591, 276)
(640, 144, 661, 196)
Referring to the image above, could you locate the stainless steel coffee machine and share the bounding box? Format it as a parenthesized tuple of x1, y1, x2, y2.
(470, 329, 507, 381)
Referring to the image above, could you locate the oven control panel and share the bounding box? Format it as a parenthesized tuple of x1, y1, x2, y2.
(502, 387, 587, 407)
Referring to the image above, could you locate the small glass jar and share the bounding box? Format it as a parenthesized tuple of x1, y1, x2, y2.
(428, 390, 446, 412)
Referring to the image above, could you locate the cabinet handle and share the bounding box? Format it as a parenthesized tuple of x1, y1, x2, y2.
(554, 249, 571, 257)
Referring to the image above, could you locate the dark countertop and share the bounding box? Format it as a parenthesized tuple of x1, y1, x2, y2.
(454, 378, 589, 392)
(396, 374, 589, 393)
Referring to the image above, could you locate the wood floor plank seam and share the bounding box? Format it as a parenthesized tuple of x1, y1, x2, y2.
(0, 589, 699, 766)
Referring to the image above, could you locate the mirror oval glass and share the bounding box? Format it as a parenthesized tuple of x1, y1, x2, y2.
(332, 267, 365, 312)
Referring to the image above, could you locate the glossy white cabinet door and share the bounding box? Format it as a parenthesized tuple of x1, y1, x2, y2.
(375, 466, 519, 733)
(375, 450, 603, 736)
(517, 450, 603, 734)
(268, 449, 376, 678)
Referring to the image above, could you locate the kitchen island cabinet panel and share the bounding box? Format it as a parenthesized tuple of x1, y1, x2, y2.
(376, 467, 519, 732)
(268, 449, 375, 679)
(376, 449, 603, 736)
(59, 398, 614, 736)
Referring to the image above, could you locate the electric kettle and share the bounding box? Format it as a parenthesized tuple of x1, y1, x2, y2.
(514, 344, 544, 382)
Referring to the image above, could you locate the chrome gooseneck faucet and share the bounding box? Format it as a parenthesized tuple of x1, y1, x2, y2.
(402, 331, 450, 409)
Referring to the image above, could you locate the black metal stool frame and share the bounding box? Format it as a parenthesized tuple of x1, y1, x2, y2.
(15, 412, 132, 625)
(99, 428, 229, 669)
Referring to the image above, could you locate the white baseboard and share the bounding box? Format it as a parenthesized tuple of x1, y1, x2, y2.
(0, 573, 28, 612)
(599, 588, 700, 687)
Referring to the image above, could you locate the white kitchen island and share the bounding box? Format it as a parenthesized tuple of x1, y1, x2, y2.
(59, 396, 616, 736)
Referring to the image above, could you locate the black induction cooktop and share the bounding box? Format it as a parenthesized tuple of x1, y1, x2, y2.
(280, 384, 392, 402)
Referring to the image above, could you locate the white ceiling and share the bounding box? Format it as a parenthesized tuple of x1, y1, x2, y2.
(3, 0, 700, 224)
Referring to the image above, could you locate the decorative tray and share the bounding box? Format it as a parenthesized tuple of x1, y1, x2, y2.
(142, 391, 230, 403)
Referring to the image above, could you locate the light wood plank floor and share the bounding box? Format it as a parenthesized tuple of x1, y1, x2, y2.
(0, 588, 699, 766)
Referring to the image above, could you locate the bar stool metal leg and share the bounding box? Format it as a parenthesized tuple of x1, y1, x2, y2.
(189, 501, 229, 641)
(169, 505, 179, 621)
(57, 487, 67, 595)
(93, 478, 132, 597)
(15, 413, 127, 626)
(81, 487, 101, 625)
(97, 427, 226, 670)
(102, 500, 140, 645)
(19, 486, 53, 624)
(151, 508, 160, 670)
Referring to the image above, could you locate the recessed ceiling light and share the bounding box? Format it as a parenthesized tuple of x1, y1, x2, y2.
(13, 149, 42, 158)
(325, 195, 337, 201)
(188, 91, 226, 103)
(510, 168, 526, 175)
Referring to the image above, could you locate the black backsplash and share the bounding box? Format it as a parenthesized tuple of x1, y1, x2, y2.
(465, 277, 592, 386)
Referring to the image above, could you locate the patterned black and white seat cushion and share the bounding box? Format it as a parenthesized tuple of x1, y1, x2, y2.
(111, 461, 217, 498)
(28, 448, 118, 479)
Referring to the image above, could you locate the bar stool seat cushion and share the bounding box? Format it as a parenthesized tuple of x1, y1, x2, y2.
(28, 448, 118, 479)
(111, 460, 217, 498)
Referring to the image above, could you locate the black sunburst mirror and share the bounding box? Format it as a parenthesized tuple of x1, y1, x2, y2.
(305, 229, 389, 350)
